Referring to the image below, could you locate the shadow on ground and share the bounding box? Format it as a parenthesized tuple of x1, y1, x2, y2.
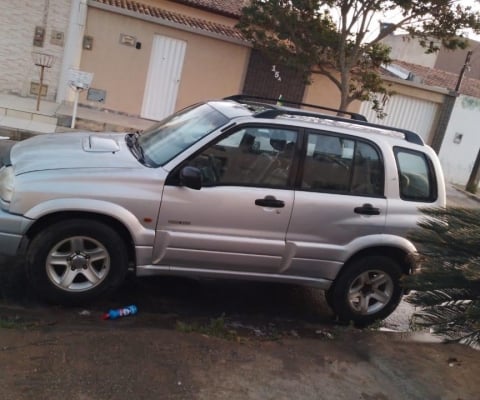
(0, 255, 334, 336)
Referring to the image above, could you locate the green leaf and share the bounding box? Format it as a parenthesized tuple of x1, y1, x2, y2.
(238, 0, 480, 113)
(405, 207, 480, 348)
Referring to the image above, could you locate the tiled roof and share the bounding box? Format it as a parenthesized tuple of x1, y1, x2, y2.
(170, 0, 247, 18)
(390, 60, 480, 98)
(91, 0, 245, 42)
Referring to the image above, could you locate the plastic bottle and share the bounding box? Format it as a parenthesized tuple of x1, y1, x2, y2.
(276, 94, 283, 106)
(102, 305, 138, 320)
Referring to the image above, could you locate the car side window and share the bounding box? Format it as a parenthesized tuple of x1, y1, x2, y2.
(395, 148, 436, 202)
(186, 127, 298, 188)
(302, 131, 384, 197)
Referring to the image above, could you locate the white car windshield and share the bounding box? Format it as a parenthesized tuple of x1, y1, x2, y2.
(138, 103, 229, 167)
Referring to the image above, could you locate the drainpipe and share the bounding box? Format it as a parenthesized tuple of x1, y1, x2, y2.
(56, 0, 88, 103)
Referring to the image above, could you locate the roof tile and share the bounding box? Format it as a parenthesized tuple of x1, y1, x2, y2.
(392, 60, 480, 98)
(170, 0, 247, 18)
(91, 0, 245, 42)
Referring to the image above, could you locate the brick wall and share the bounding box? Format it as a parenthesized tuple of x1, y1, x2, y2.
(0, 0, 71, 101)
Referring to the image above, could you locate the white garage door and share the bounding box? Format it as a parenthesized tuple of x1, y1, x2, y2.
(360, 94, 440, 144)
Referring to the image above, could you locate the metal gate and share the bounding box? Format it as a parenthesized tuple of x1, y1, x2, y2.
(360, 94, 440, 143)
(141, 35, 186, 121)
(242, 50, 306, 104)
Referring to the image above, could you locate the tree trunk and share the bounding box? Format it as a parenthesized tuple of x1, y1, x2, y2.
(338, 69, 350, 114)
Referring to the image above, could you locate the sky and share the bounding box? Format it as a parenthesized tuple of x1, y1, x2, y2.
(348, 0, 480, 43)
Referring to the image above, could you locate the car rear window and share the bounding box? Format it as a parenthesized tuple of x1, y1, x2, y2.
(301, 131, 384, 197)
(394, 147, 437, 202)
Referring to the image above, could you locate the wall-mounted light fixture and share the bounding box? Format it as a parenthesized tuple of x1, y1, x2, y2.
(83, 35, 94, 50)
(51, 31, 64, 46)
(33, 26, 45, 47)
(120, 33, 137, 47)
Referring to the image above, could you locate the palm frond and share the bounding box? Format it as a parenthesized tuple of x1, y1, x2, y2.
(403, 271, 472, 291)
(450, 330, 480, 350)
(412, 302, 470, 327)
(406, 289, 473, 307)
(406, 206, 480, 348)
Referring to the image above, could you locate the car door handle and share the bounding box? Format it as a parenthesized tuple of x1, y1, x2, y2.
(255, 196, 285, 208)
(354, 203, 380, 215)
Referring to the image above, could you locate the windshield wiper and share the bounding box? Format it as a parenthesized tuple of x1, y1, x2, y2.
(126, 132, 148, 165)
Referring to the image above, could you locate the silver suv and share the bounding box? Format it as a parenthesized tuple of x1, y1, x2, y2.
(0, 96, 446, 325)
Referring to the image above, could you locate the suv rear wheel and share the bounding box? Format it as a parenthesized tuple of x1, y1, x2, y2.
(327, 256, 403, 326)
(26, 219, 129, 304)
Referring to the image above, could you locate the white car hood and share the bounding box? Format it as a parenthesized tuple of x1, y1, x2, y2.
(11, 132, 142, 174)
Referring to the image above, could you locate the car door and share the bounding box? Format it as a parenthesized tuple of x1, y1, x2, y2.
(154, 125, 299, 274)
(286, 130, 387, 280)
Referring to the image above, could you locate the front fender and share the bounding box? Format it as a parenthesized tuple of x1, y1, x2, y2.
(23, 198, 156, 246)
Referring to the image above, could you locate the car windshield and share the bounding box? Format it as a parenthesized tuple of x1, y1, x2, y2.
(137, 103, 229, 167)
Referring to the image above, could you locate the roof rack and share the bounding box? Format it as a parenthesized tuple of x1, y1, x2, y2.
(224, 94, 368, 121)
(223, 94, 424, 146)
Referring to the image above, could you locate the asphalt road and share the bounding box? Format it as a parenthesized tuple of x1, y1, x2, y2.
(445, 184, 480, 208)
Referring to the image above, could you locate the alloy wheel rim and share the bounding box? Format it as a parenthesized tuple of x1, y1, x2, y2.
(46, 236, 110, 292)
(348, 270, 394, 315)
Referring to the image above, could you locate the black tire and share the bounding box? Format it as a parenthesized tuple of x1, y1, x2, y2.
(26, 219, 129, 305)
(324, 286, 335, 309)
(326, 255, 403, 326)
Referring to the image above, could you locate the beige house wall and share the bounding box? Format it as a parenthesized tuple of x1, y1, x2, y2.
(303, 71, 446, 116)
(79, 7, 250, 116)
(384, 77, 446, 104)
(302, 73, 361, 113)
(303, 72, 446, 146)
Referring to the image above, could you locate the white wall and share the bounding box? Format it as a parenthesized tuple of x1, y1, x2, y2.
(439, 95, 480, 185)
(382, 34, 438, 68)
(0, 0, 71, 101)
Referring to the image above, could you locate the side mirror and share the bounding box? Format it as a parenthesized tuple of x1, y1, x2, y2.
(180, 166, 202, 190)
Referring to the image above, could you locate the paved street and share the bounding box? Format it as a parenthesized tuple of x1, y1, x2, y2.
(446, 184, 480, 208)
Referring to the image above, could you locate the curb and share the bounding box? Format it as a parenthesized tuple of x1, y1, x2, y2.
(452, 185, 480, 203)
(0, 126, 40, 140)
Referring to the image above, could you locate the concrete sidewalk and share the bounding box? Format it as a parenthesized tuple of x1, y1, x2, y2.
(0, 93, 153, 139)
(0, 94, 59, 136)
(448, 184, 480, 206)
(56, 102, 153, 132)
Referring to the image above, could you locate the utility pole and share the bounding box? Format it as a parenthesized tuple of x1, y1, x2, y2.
(432, 51, 473, 154)
(456, 50, 480, 193)
(455, 50, 472, 93)
(466, 149, 480, 194)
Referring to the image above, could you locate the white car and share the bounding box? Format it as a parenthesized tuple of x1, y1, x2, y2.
(0, 96, 446, 325)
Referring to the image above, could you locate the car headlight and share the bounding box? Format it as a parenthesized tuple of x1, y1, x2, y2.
(0, 166, 15, 203)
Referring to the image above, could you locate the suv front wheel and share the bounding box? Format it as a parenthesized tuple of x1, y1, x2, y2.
(26, 219, 129, 304)
(327, 255, 403, 326)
